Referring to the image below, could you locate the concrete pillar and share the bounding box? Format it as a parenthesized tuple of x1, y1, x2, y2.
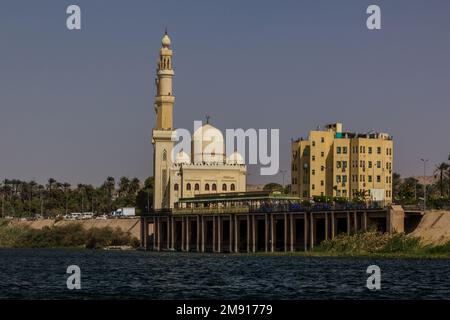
(265, 214, 269, 252)
(247, 214, 250, 253)
(166, 217, 170, 250)
(201, 215, 205, 252)
(310, 212, 314, 249)
(363, 211, 368, 231)
(153, 218, 157, 251)
(171, 217, 175, 250)
(140, 216, 147, 249)
(331, 212, 335, 239)
(346, 212, 350, 235)
(354, 212, 358, 233)
(234, 215, 238, 253)
(212, 216, 217, 253)
(229, 215, 233, 253)
(284, 213, 288, 252)
(186, 217, 190, 252)
(304, 212, 308, 252)
(196, 215, 200, 252)
(181, 216, 185, 251)
(218, 215, 222, 253)
(290, 214, 294, 252)
(388, 205, 405, 233)
(270, 214, 275, 252)
(252, 215, 256, 253)
(157, 217, 161, 251)
(325, 212, 329, 241)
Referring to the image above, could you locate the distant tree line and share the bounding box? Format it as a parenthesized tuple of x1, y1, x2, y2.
(0, 176, 154, 218)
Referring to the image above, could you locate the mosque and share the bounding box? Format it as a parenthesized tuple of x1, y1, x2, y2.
(152, 31, 247, 209)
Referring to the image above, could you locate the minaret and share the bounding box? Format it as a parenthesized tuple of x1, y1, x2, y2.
(155, 29, 175, 130)
(152, 30, 175, 209)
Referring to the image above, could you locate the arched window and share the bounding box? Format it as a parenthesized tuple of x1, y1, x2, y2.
(186, 183, 191, 191)
(205, 183, 210, 191)
(230, 183, 235, 191)
(212, 183, 217, 191)
(222, 184, 227, 191)
(195, 183, 200, 191)
(174, 183, 179, 191)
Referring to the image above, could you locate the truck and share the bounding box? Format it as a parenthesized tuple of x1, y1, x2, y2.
(111, 207, 135, 218)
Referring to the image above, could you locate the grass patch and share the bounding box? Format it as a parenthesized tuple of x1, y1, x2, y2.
(0, 220, 139, 249)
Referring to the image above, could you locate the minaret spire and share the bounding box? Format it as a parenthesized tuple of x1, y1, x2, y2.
(154, 31, 175, 130)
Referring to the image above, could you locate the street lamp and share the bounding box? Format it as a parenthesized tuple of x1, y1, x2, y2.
(420, 158, 429, 212)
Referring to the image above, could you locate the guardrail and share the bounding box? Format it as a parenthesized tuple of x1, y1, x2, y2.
(139, 203, 386, 216)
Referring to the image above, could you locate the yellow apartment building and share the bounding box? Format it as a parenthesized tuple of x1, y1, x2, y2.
(291, 123, 393, 204)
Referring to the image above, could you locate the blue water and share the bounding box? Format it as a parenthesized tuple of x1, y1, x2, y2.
(0, 249, 449, 299)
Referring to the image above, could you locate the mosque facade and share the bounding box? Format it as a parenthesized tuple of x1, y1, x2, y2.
(152, 32, 247, 209)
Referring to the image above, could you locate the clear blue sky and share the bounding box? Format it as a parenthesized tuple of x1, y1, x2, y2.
(1, 0, 450, 186)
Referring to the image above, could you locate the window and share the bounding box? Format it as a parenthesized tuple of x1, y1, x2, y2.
(377, 147, 381, 154)
(186, 183, 191, 191)
(368, 147, 372, 154)
(312, 141, 316, 147)
(312, 184, 315, 190)
(337, 147, 342, 154)
(195, 183, 200, 191)
(312, 169, 315, 175)
(342, 161, 347, 168)
(342, 175, 347, 183)
(205, 183, 210, 191)
(343, 147, 348, 154)
(377, 161, 381, 168)
(368, 161, 372, 168)
(321, 137, 324, 143)
(312, 156, 315, 161)
(320, 180, 324, 186)
(321, 151, 324, 157)
(212, 183, 217, 191)
(336, 175, 341, 183)
(377, 175, 381, 183)
(162, 150, 167, 161)
(222, 183, 227, 191)
(368, 175, 372, 183)
(230, 183, 235, 191)
(336, 161, 341, 169)
(321, 165, 324, 171)
(174, 183, 179, 191)
(303, 191, 308, 197)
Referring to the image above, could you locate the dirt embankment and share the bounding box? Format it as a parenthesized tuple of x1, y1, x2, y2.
(13, 218, 141, 239)
(409, 211, 450, 244)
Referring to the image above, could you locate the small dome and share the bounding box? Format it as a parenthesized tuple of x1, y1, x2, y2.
(174, 151, 190, 164)
(227, 152, 245, 165)
(162, 33, 171, 47)
(193, 124, 225, 164)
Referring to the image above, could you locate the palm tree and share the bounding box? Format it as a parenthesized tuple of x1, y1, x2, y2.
(434, 162, 449, 197)
(119, 177, 130, 197)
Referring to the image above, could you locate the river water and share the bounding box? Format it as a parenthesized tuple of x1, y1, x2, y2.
(0, 249, 449, 299)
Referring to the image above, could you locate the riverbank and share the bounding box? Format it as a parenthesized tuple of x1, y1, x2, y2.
(0, 220, 139, 249)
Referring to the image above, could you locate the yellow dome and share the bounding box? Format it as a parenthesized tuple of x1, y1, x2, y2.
(162, 33, 171, 47)
(193, 124, 225, 164)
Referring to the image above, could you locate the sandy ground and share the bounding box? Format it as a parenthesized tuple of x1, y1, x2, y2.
(13, 218, 141, 239)
(409, 211, 450, 244)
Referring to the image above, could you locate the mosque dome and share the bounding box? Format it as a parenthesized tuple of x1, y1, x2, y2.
(174, 150, 190, 164)
(226, 151, 245, 165)
(192, 124, 225, 164)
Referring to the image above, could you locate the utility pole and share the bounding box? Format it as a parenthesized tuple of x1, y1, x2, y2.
(420, 158, 429, 212)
